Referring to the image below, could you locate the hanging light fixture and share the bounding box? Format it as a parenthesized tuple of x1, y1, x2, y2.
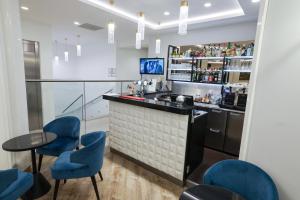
(155, 39, 161, 54)
(108, 0, 115, 44)
(178, 0, 189, 35)
(137, 12, 145, 40)
(108, 22, 115, 44)
(76, 35, 81, 57)
(64, 38, 69, 62)
(136, 32, 142, 49)
(54, 40, 59, 64)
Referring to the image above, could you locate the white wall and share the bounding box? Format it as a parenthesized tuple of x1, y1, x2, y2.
(53, 42, 79, 79)
(240, 0, 300, 199)
(116, 47, 148, 80)
(21, 19, 55, 125)
(53, 31, 116, 80)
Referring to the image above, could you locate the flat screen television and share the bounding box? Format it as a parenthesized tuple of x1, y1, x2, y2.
(140, 58, 164, 75)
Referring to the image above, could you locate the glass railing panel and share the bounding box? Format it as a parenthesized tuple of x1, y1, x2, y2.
(40, 82, 85, 134)
(25, 80, 136, 136)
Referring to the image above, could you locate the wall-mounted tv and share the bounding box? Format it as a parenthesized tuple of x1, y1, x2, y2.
(140, 58, 164, 75)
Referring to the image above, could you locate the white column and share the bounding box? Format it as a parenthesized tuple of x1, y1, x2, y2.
(0, 0, 29, 169)
(240, 0, 300, 199)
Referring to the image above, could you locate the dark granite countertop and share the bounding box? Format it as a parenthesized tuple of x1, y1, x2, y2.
(103, 95, 193, 115)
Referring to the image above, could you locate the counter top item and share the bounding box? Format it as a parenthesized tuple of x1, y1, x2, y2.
(180, 185, 246, 200)
(103, 94, 193, 115)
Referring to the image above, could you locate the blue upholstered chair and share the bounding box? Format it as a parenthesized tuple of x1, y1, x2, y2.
(203, 160, 279, 200)
(51, 131, 106, 200)
(37, 116, 80, 171)
(0, 168, 33, 200)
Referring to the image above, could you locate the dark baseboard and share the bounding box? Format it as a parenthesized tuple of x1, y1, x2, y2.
(110, 147, 185, 186)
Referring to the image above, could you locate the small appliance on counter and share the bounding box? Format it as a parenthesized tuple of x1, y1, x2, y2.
(157, 93, 194, 106)
(220, 84, 248, 111)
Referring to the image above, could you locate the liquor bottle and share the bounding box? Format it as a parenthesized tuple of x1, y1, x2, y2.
(226, 42, 232, 56)
(203, 46, 207, 57)
(246, 44, 252, 56)
(241, 44, 247, 56)
(214, 70, 219, 83)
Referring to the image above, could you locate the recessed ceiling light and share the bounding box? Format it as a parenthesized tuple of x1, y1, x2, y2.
(164, 11, 170, 16)
(204, 2, 212, 8)
(251, 0, 260, 3)
(21, 6, 29, 11)
(74, 21, 80, 26)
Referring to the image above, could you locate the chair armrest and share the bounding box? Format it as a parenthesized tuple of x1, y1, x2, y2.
(0, 169, 18, 193)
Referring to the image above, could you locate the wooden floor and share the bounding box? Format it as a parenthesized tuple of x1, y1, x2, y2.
(38, 148, 184, 200)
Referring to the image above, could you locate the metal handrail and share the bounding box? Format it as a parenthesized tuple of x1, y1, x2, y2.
(59, 89, 114, 118)
(62, 94, 83, 113)
(26, 79, 135, 83)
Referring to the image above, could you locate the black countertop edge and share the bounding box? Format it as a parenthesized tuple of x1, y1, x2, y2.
(103, 95, 193, 115)
(194, 102, 245, 114)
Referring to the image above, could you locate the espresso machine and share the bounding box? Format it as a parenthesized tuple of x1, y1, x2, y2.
(220, 85, 248, 111)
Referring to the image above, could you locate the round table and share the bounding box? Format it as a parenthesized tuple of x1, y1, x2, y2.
(180, 184, 246, 200)
(2, 132, 57, 199)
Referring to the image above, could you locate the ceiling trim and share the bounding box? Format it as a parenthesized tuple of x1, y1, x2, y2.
(78, 0, 245, 30)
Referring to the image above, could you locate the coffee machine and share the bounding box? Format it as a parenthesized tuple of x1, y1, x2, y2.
(220, 85, 248, 111)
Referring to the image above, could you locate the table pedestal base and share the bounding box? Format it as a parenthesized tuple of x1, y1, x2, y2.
(23, 173, 51, 199)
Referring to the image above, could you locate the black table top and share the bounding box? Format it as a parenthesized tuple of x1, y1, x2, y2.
(180, 185, 246, 200)
(103, 94, 193, 115)
(2, 132, 57, 152)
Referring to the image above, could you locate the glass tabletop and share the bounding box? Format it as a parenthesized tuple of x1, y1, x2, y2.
(180, 185, 246, 200)
(2, 132, 57, 152)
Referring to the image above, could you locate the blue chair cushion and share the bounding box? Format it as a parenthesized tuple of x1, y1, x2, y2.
(0, 169, 18, 193)
(37, 137, 79, 157)
(203, 160, 279, 200)
(0, 170, 33, 200)
(51, 151, 89, 180)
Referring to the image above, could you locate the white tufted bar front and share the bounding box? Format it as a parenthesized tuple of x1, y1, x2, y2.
(109, 101, 189, 182)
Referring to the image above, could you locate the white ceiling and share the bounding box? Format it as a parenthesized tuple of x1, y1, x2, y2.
(19, 0, 260, 45)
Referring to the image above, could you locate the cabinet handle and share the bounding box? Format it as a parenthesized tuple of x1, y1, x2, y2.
(209, 128, 221, 134)
(211, 109, 222, 114)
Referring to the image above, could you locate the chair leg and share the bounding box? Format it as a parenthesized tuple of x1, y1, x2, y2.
(38, 154, 43, 172)
(91, 176, 100, 200)
(53, 180, 60, 200)
(98, 171, 103, 181)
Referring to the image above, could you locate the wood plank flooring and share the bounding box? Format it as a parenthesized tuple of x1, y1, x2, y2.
(37, 148, 184, 200)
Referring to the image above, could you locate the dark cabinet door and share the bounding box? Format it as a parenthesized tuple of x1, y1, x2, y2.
(224, 112, 245, 156)
(205, 109, 227, 151)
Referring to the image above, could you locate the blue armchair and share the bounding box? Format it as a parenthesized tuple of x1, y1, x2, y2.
(0, 168, 33, 200)
(37, 116, 80, 171)
(51, 131, 106, 200)
(203, 160, 279, 200)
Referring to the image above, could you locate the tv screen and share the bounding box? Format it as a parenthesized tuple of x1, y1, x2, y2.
(140, 58, 164, 75)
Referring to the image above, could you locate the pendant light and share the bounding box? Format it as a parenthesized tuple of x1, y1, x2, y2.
(54, 40, 59, 64)
(64, 38, 69, 62)
(155, 39, 161, 54)
(178, 0, 189, 35)
(108, 0, 115, 44)
(136, 32, 142, 49)
(137, 12, 145, 40)
(108, 22, 115, 44)
(76, 35, 82, 57)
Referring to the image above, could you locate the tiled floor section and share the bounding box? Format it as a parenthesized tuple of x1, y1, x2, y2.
(37, 148, 184, 200)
